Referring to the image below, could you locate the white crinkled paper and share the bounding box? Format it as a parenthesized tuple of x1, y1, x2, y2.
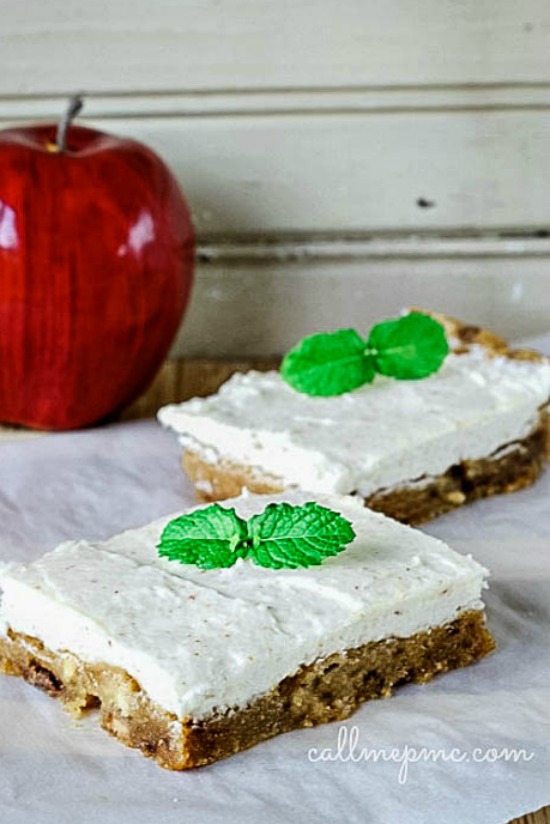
(0, 336, 549, 824)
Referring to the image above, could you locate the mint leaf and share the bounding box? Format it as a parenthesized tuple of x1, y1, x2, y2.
(247, 502, 356, 569)
(280, 313, 449, 396)
(366, 312, 449, 380)
(158, 504, 248, 569)
(281, 329, 375, 396)
(158, 502, 355, 570)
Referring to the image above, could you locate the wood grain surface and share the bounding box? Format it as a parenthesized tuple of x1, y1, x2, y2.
(510, 809, 550, 824)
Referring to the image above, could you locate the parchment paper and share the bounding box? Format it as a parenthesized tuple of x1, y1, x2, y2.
(0, 337, 549, 824)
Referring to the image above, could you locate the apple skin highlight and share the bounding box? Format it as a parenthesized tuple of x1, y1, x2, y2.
(0, 121, 194, 429)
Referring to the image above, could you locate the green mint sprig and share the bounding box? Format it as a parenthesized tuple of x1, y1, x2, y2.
(158, 502, 356, 570)
(280, 312, 449, 397)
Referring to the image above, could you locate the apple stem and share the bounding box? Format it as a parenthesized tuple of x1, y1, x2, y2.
(56, 94, 84, 153)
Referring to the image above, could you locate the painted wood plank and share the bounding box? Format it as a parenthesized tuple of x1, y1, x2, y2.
(1, 0, 550, 95)
(6, 86, 550, 122)
(1, 109, 548, 235)
(174, 242, 550, 357)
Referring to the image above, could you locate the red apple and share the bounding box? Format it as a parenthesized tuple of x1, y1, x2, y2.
(0, 98, 194, 429)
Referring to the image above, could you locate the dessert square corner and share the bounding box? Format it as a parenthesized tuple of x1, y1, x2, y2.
(0, 490, 495, 770)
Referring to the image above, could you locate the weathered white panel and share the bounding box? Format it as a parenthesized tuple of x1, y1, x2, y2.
(1, 0, 550, 95)
(176, 239, 550, 356)
(2, 0, 549, 363)
(1, 108, 547, 235)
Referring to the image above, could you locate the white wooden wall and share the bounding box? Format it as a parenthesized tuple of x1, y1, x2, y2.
(1, 0, 550, 354)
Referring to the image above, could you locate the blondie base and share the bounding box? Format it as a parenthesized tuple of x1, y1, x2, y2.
(0, 610, 494, 770)
(184, 416, 548, 525)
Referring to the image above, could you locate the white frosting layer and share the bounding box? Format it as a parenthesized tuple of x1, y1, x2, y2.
(0, 491, 488, 718)
(158, 347, 550, 496)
